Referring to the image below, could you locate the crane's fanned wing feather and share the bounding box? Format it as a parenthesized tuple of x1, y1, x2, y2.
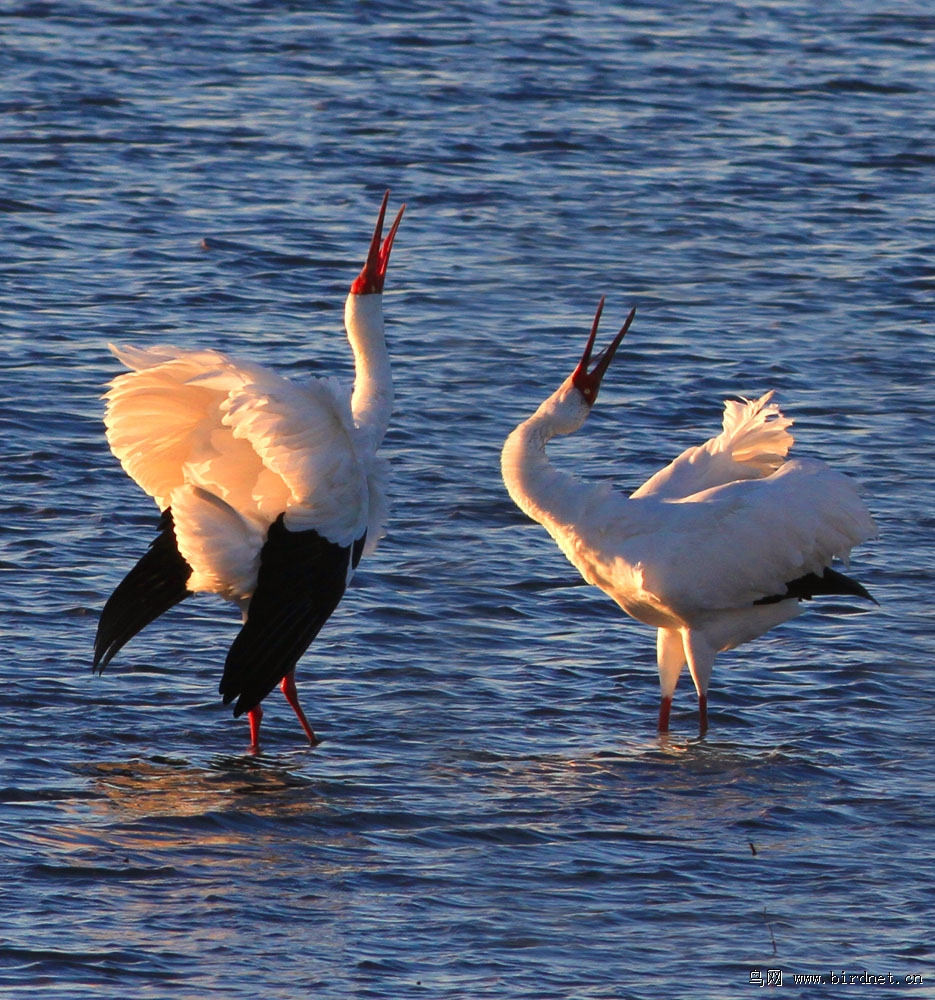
(631, 392, 794, 500)
(168, 486, 266, 599)
(93, 509, 193, 672)
(104, 346, 246, 512)
(220, 372, 370, 546)
(104, 346, 372, 601)
(218, 515, 357, 716)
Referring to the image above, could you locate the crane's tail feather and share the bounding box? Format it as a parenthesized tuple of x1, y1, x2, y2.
(754, 566, 877, 607)
(93, 509, 193, 672)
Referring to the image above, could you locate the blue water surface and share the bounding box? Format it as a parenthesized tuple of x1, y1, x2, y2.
(1, 2, 933, 997)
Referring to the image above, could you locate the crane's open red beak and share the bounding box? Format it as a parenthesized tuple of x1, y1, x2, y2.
(571, 299, 636, 405)
(350, 190, 406, 295)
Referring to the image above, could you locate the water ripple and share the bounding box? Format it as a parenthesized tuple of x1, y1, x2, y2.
(2, 0, 933, 996)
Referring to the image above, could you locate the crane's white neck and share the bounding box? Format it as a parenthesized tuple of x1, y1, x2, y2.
(501, 380, 598, 532)
(345, 292, 393, 449)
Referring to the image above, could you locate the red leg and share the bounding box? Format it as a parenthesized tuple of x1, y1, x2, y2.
(658, 695, 672, 733)
(698, 693, 708, 737)
(281, 670, 320, 746)
(247, 704, 263, 750)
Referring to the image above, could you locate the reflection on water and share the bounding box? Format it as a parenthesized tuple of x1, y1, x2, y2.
(85, 756, 321, 819)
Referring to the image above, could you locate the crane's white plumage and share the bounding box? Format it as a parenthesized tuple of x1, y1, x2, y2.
(94, 193, 404, 748)
(104, 347, 384, 581)
(501, 300, 876, 734)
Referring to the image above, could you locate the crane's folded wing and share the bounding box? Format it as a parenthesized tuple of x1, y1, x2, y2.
(622, 458, 876, 615)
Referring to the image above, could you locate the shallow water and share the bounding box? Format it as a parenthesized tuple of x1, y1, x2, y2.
(1, 2, 933, 997)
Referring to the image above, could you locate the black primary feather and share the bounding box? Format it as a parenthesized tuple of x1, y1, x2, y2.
(754, 566, 877, 607)
(93, 509, 193, 672)
(219, 514, 363, 716)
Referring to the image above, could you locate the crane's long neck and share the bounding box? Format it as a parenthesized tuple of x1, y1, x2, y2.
(501, 388, 599, 535)
(345, 293, 393, 449)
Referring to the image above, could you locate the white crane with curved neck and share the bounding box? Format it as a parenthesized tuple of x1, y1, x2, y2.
(501, 299, 877, 735)
(94, 192, 405, 749)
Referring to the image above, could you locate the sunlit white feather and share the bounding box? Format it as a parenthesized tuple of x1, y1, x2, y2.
(105, 342, 386, 603)
(502, 380, 876, 710)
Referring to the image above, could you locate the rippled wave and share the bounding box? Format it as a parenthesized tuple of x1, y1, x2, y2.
(1, 1, 932, 996)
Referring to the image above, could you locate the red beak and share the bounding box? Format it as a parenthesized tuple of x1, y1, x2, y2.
(350, 190, 406, 295)
(571, 299, 636, 405)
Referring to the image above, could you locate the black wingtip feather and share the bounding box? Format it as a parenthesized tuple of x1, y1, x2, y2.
(92, 509, 193, 672)
(225, 606, 335, 717)
(219, 515, 358, 716)
(755, 566, 877, 607)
